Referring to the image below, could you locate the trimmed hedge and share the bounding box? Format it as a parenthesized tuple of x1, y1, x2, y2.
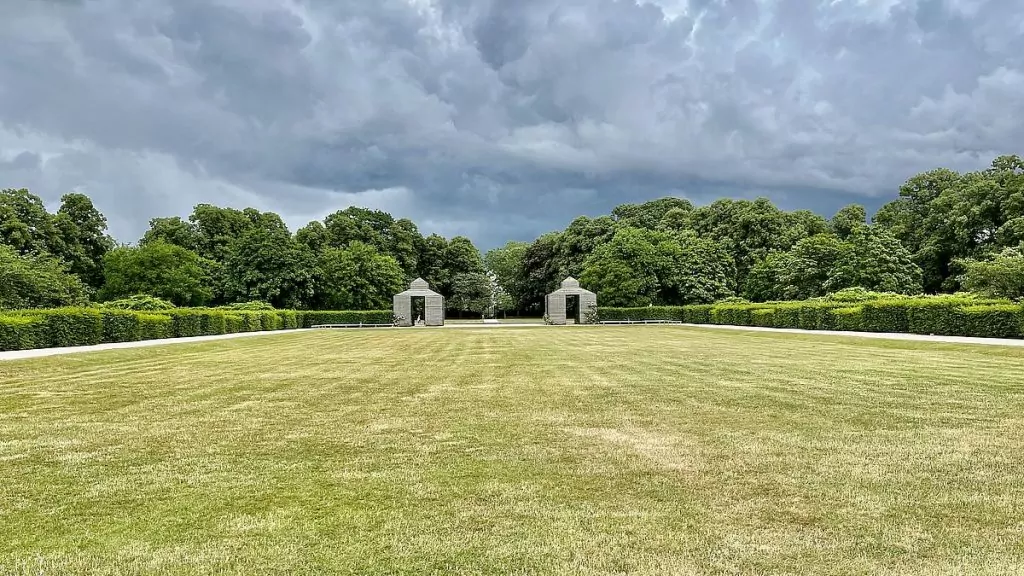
(597, 298, 1024, 340)
(24, 308, 104, 348)
(300, 311, 394, 327)
(0, 315, 44, 351)
(138, 314, 172, 341)
(598, 307, 683, 322)
(963, 305, 1022, 339)
(0, 307, 394, 351)
(100, 310, 142, 343)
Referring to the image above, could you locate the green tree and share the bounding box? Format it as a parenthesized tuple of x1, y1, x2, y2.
(324, 207, 396, 250)
(519, 232, 564, 313)
(580, 228, 669, 307)
(189, 204, 256, 262)
(612, 197, 694, 230)
(689, 198, 797, 291)
(840, 227, 923, 295)
(659, 231, 736, 304)
(745, 229, 922, 301)
(0, 245, 88, 309)
(0, 188, 60, 255)
(52, 193, 114, 288)
(484, 241, 530, 313)
(958, 247, 1024, 299)
(581, 258, 655, 307)
(223, 228, 315, 309)
(829, 205, 867, 239)
(417, 234, 450, 294)
(556, 216, 618, 278)
(315, 242, 405, 310)
(99, 241, 214, 306)
(295, 221, 329, 253)
(440, 236, 485, 297)
(140, 216, 200, 251)
(448, 272, 492, 316)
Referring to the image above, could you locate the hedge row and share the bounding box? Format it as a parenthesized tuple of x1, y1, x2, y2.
(597, 298, 1024, 339)
(0, 308, 391, 352)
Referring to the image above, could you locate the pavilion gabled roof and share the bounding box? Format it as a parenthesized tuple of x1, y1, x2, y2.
(549, 276, 596, 296)
(396, 277, 443, 298)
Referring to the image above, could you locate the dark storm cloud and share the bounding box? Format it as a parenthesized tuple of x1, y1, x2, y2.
(0, 0, 1022, 248)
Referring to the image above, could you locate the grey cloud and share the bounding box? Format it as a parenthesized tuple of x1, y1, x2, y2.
(0, 0, 1022, 249)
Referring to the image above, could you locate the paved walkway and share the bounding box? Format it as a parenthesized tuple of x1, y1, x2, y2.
(674, 323, 1024, 347)
(3, 322, 1023, 362)
(0, 329, 314, 362)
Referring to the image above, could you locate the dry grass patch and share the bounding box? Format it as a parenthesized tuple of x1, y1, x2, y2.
(1, 327, 1023, 575)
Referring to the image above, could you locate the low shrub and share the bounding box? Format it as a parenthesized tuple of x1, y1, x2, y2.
(138, 314, 172, 340)
(25, 308, 104, 348)
(258, 311, 277, 331)
(906, 301, 967, 336)
(223, 314, 243, 334)
(222, 301, 276, 311)
(102, 295, 176, 311)
(100, 310, 142, 343)
(279, 310, 298, 330)
(198, 310, 227, 336)
(681, 305, 713, 324)
(860, 300, 911, 333)
(770, 304, 803, 329)
(830, 307, 864, 332)
(300, 311, 394, 327)
(238, 312, 262, 332)
(751, 308, 775, 327)
(164, 310, 204, 338)
(0, 315, 44, 351)
(962, 305, 1022, 339)
(710, 304, 762, 326)
(596, 307, 682, 321)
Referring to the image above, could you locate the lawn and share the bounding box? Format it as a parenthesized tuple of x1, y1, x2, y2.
(1, 327, 1022, 575)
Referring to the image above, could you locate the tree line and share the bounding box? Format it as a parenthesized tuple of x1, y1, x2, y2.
(3, 154, 1023, 313)
(487, 154, 1024, 312)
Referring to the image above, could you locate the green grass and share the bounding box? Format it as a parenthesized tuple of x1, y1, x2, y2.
(1, 327, 1023, 575)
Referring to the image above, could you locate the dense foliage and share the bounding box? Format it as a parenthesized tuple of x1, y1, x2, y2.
(597, 293, 1024, 340)
(0, 307, 394, 351)
(3, 154, 1023, 315)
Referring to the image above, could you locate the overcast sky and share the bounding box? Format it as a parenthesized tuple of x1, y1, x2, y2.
(1, 0, 1021, 249)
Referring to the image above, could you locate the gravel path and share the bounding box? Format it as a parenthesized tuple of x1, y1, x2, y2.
(3, 322, 1023, 362)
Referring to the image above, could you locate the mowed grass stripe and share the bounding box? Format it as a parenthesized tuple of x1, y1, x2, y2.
(1, 327, 1023, 575)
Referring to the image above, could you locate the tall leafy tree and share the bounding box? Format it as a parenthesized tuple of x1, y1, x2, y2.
(612, 197, 694, 230)
(0, 245, 88, 309)
(829, 205, 867, 239)
(484, 241, 530, 313)
(0, 188, 60, 255)
(416, 234, 449, 293)
(315, 242, 405, 310)
(556, 216, 617, 278)
(581, 227, 733, 307)
(52, 193, 114, 288)
(958, 247, 1024, 299)
(295, 221, 329, 253)
(141, 216, 200, 251)
(190, 204, 256, 262)
(519, 232, 564, 312)
(223, 228, 315, 309)
(440, 236, 485, 297)
(99, 241, 214, 306)
(448, 272, 492, 316)
(689, 198, 795, 291)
